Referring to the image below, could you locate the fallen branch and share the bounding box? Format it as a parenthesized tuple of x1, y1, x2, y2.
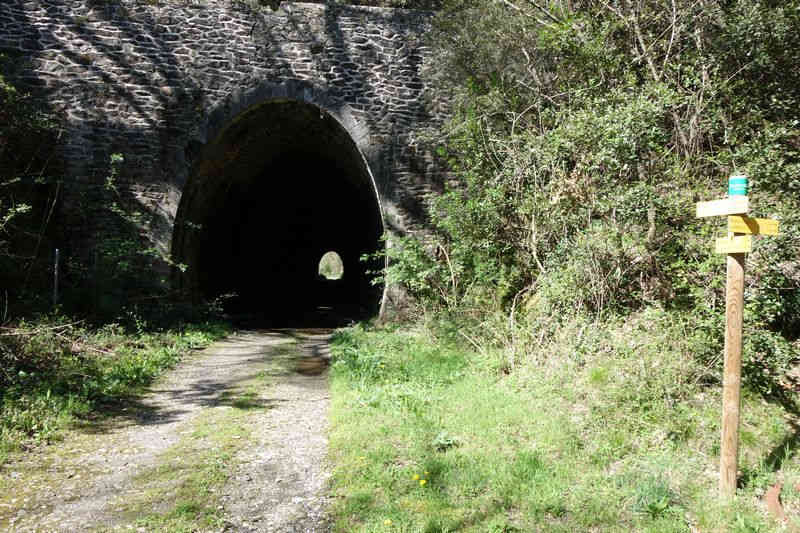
(0, 320, 84, 337)
(458, 329, 486, 355)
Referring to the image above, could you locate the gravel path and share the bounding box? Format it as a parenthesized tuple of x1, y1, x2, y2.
(1, 329, 333, 533)
(220, 331, 332, 532)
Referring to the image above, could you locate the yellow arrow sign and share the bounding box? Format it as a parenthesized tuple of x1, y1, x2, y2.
(728, 216, 779, 236)
(696, 197, 749, 218)
(715, 235, 752, 254)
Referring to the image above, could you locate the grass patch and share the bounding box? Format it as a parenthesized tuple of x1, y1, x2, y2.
(329, 311, 799, 531)
(0, 316, 231, 461)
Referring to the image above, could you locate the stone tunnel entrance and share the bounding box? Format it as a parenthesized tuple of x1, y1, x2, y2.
(172, 100, 384, 327)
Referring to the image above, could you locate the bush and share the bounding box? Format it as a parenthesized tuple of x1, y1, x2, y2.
(375, 0, 799, 389)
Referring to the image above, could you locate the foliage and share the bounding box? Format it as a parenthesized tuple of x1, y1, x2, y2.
(57, 153, 193, 319)
(319, 250, 345, 280)
(379, 0, 800, 390)
(0, 316, 230, 456)
(1, 57, 189, 321)
(0, 53, 63, 315)
(631, 474, 675, 519)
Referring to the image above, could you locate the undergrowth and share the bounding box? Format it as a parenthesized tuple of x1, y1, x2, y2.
(329, 312, 800, 531)
(0, 315, 230, 461)
(339, 5, 800, 526)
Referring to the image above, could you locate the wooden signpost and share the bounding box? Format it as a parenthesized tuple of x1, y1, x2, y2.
(728, 216, 779, 236)
(696, 196, 749, 218)
(695, 175, 780, 500)
(714, 235, 752, 254)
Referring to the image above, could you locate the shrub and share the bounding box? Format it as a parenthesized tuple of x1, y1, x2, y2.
(376, 0, 799, 389)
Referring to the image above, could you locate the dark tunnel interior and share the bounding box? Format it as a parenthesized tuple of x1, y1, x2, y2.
(174, 101, 384, 327)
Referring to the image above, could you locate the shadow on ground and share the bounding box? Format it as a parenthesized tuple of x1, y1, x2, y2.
(74, 329, 332, 435)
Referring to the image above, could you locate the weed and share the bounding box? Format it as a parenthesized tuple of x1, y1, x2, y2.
(732, 512, 769, 533)
(329, 319, 800, 531)
(121, 396, 255, 530)
(319, 250, 344, 280)
(511, 450, 545, 481)
(632, 475, 675, 519)
(0, 317, 230, 455)
(431, 431, 459, 452)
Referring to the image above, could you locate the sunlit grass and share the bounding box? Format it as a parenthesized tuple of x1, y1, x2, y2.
(118, 405, 250, 531)
(329, 313, 799, 531)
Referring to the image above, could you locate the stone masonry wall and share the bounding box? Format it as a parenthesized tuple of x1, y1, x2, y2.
(0, 0, 446, 267)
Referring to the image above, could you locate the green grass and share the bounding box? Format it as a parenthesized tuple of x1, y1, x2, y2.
(328, 310, 800, 531)
(0, 317, 231, 461)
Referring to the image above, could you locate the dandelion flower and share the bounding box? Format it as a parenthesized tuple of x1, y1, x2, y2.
(384, 518, 392, 525)
(412, 474, 420, 480)
(420, 479, 427, 486)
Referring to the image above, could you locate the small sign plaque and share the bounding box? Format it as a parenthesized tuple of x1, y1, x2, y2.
(728, 216, 779, 236)
(728, 175, 748, 196)
(696, 197, 749, 218)
(715, 234, 752, 254)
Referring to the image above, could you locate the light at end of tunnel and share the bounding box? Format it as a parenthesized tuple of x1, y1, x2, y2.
(318, 251, 344, 280)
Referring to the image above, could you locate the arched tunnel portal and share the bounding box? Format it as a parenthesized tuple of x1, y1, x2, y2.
(172, 100, 384, 326)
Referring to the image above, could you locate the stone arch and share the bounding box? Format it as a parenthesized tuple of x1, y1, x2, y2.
(172, 82, 386, 325)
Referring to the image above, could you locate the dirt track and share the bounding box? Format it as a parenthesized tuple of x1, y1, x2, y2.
(1, 329, 333, 532)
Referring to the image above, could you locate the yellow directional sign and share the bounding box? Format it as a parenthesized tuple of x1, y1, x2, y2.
(695, 178, 788, 499)
(728, 216, 779, 236)
(696, 197, 749, 218)
(715, 235, 752, 254)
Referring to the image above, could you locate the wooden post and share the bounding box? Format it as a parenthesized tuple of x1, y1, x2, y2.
(720, 251, 745, 499)
(53, 248, 60, 308)
(696, 176, 781, 500)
